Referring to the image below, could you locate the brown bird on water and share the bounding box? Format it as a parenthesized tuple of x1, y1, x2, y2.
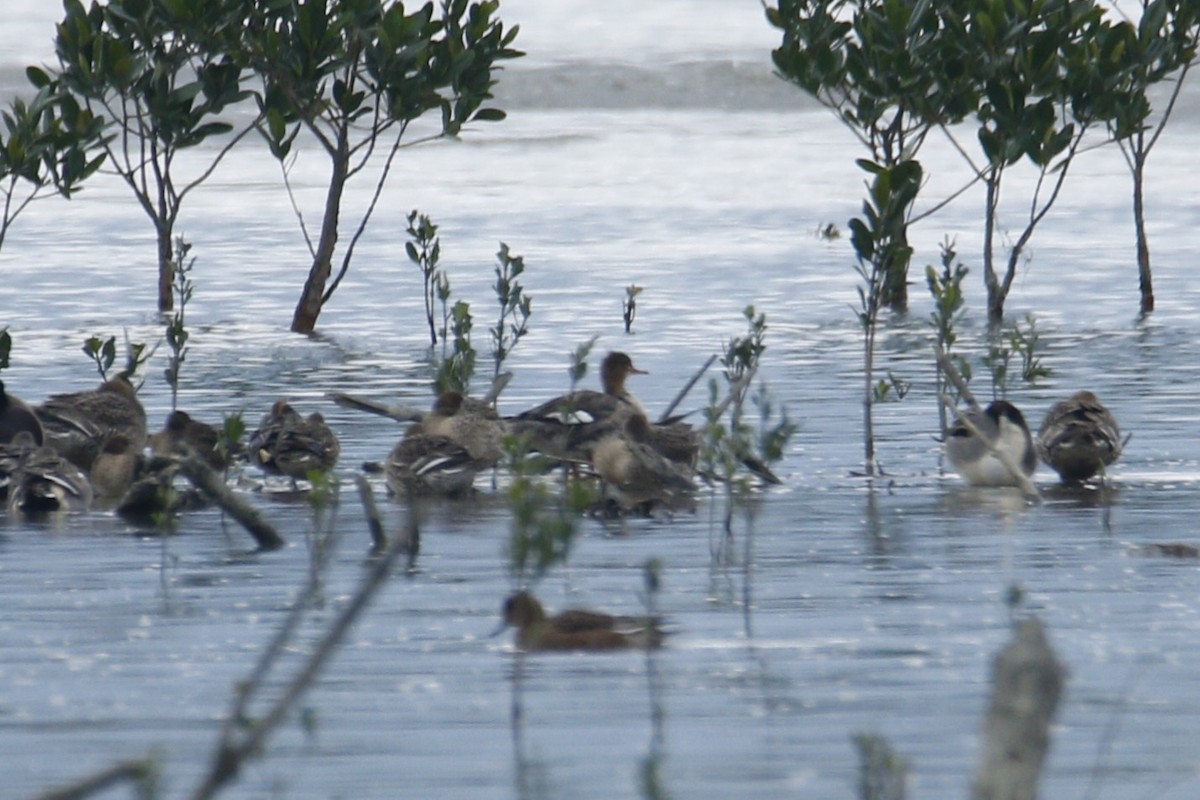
(36, 376, 146, 471)
(384, 392, 503, 497)
(249, 400, 340, 481)
(509, 351, 698, 469)
(497, 590, 666, 652)
(8, 432, 93, 513)
(1037, 390, 1122, 483)
(149, 410, 232, 470)
(591, 413, 696, 511)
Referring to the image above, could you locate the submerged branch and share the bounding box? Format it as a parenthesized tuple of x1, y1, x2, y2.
(30, 758, 158, 800)
(659, 354, 717, 423)
(176, 458, 285, 550)
(187, 493, 419, 800)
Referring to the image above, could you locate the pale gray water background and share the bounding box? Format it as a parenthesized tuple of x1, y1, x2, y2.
(3, 1, 1200, 798)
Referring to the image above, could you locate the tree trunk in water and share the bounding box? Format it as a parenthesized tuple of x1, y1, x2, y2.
(292, 133, 349, 334)
(157, 224, 174, 313)
(1133, 156, 1154, 314)
(983, 176, 1004, 326)
(880, 225, 910, 313)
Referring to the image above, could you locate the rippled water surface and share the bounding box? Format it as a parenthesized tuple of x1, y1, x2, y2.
(4, 2, 1200, 798)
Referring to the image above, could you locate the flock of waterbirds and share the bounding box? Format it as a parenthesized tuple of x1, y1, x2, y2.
(0, 349, 1124, 650)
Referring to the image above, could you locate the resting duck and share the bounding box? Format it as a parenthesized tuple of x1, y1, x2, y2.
(497, 590, 666, 652)
(510, 351, 699, 468)
(1037, 391, 1122, 483)
(89, 435, 145, 501)
(149, 410, 233, 470)
(8, 432, 93, 513)
(36, 376, 147, 470)
(591, 413, 695, 510)
(249, 401, 340, 480)
(384, 392, 503, 497)
(0, 380, 44, 445)
(945, 400, 1037, 487)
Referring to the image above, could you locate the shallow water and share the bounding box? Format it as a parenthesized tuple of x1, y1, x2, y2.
(4, 2, 1200, 798)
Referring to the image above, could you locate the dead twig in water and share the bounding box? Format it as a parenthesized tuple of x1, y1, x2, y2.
(659, 354, 716, 423)
(176, 457, 285, 549)
(935, 346, 980, 412)
(186, 497, 420, 800)
(356, 474, 387, 556)
(329, 372, 512, 424)
(30, 758, 158, 800)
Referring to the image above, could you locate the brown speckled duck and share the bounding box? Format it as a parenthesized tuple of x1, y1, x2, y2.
(591, 413, 696, 510)
(383, 392, 506, 497)
(249, 401, 340, 480)
(149, 410, 232, 470)
(1037, 390, 1122, 483)
(36, 376, 146, 470)
(8, 434, 93, 513)
(498, 590, 666, 652)
(509, 352, 698, 468)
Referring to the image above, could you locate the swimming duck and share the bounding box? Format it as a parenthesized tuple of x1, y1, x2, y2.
(498, 590, 666, 652)
(249, 401, 340, 480)
(591, 413, 696, 510)
(8, 435, 93, 513)
(0, 380, 44, 445)
(1036, 390, 1122, 483)
(149, 410, 232, 470)
(36, 376, 147, 470)
(945, 400, 1037, 488)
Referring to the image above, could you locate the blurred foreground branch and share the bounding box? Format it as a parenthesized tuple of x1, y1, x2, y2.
(972, 617, 1065, 800)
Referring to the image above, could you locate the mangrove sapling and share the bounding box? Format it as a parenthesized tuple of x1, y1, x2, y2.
(47, 0, 256, 312)
(82, 332, 153, 387)
(981, 314, 1051, 401)
(185, 490, 420, 800)
(0, 75, 107, 254)
(768, 0, 966, 311)
(164, 236, 196, 411)
(701, 308, 795, 554)
(490, 243, 532, 384)
(405, 210, 443, 347)
(623, 285, 643, 334)
(436, 300, 477, 395)
(503, 435, 593, 590)
(214, 0, 522, 333)
(936, 0, 1127, 323)
(1103, 0, 1199, 314)
(82, 335, 117, 382)
(303, 468, 342, 608)
(927, 238, 971, 439)
(850, 160, 922, 477)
